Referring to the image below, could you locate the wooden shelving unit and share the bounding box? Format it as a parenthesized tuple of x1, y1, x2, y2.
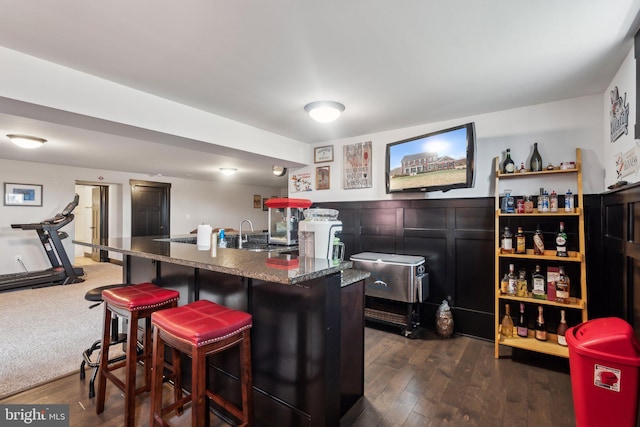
(494, 148, 588, 359)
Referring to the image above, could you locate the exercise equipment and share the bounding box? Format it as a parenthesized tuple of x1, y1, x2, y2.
(0, 194, 85, 291)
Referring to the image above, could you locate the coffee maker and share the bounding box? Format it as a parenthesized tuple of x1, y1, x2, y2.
(298, 208, 343, 261)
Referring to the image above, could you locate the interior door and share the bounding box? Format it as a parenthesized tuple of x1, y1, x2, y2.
(90, 186, 109, 262)
(130, 180, 171, 237)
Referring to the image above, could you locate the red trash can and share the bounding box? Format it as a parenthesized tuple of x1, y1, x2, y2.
(566, 317, 640, 427)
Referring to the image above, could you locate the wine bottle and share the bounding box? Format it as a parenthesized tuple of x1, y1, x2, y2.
(501, 227, 514, 254)
(556, 266, 570, 303)
(535, 306, 547, 341)
(517, 303, 528, 337)
(503, 149, 515, 174)
(501, 303, 514, 338)
(531, 264, 546, 299)
(557, 310, 568, 346)
(530, 142, 543, 172)
(533, 225, 545, 255)
(556, 222, 568, 257)
(515, 227, 526, 254)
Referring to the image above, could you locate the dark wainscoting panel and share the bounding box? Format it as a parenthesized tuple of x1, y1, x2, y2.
(315, 198, 495, 340)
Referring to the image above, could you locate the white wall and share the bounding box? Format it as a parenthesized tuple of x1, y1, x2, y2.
(604, 47, 637, 187)
(0, 158, 282, 274)
(292, 94, 605, 202)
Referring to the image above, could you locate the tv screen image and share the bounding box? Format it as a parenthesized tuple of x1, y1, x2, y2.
(386, 122, 475, 193)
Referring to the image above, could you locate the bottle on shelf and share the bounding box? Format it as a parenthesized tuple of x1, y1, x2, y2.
(501, 227, 514, 254)
(535, 306, 547, 341)
(550, 190, 558, 213)
(524, 195, 534, 213)
(531, 264, 546, 299)
(565, 189, 574, 212)
(515, 227, 526, 254)
(517, 303, 528, 338)
(507, 264, 518, 296)
(533, 225, 545, 255)
(501, 303, 514, 338)
(541, 191, 550, 213)
(530, 142, 543, 172)
(517, 269, 528, 297)
(557, 310, 568, 346)
(500, 272, 509, 294)
(503, 149, 515, 174)
(556, 266, 571, 303)
(502, 192, 515, 213)
(556, 222, 568, 257)
(519, 162, 526, 173)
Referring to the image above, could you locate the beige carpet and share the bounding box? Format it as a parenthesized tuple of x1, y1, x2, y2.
(0, 258, 123, 399)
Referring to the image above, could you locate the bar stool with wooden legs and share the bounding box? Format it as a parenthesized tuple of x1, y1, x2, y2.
(149, 299, 253, 427)
(95, 282, 180, 427)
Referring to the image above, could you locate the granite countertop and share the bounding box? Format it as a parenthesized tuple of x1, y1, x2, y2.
(73, 235, 368, 286)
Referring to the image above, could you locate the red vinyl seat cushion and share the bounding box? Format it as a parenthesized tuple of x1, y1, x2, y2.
(151, 299, 252, 347)
(102, 282, 180, 311)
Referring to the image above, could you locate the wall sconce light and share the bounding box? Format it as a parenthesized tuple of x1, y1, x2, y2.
(272, 166, 287, 177)
(304, 101, 345, 123)
(219, 168, 238, 176)
(7, 134, 47, 149)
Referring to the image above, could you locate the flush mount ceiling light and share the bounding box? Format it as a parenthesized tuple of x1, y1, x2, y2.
(272, 166, 287, 177)
(304, 101, 345, 123)
(7, 134, 47, 149)
(219, 168, 238, 176)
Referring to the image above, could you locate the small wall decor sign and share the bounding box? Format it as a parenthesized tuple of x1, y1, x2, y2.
(343, 141, 372, 189)
(4, 183, 43, 206)
(610, 86, 630, 143)
(316, 166, 330, 190)
(253, 195, 261, 208)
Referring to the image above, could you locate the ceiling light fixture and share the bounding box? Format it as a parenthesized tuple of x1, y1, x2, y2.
(304, 101, 345, 123)
(7, 134, 47, 149)
(272, 166, 287, 177)
(219, 168, 238, 176)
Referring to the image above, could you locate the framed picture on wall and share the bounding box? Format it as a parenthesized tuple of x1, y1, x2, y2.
(314, 145, 334, 163)
(316, 166, 330, 190)
(4, 183, 43, 206)
(253, 195, 261, 208)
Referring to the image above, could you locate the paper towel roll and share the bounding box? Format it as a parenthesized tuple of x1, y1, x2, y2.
(197, 224, 212, 249)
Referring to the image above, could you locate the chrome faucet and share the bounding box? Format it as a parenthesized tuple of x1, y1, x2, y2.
(238, 219, 254, 249)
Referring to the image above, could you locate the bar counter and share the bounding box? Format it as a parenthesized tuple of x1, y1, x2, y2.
(74, 236, 368, 427)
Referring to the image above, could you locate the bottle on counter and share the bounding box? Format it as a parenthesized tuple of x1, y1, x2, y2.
(531, 264, 546, 299)
(535, 306, 547, 341)
(556, 266, 570, 303)
(556, 222, 568, 257)
(530, 142, 543, 172)
(501, 303, 514, 338)
(517, 303, 528, 338)
(503, 149, 515, 174)
(557, 310, 568, 346)
(565, 189, 574, 212)
(515, 227, 526, 254)
(501, 227, 514, 254)
(533, 225, 545, 255)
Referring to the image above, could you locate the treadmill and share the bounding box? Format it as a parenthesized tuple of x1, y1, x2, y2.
(0, 194, 85, 291)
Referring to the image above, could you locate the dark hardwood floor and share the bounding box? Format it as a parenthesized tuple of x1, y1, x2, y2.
(0, 325, 575, 426)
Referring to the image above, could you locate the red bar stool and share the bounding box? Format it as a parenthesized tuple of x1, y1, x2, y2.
(95, 282, 180, 427)
(149, 299, 253, 427)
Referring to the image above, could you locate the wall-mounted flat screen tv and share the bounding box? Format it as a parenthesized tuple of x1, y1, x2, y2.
(386, 122, 476, 194)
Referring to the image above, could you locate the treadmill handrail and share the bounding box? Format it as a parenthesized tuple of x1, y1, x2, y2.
(10, 195, 79, 230)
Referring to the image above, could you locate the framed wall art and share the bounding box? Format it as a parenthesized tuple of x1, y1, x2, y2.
(253, 195, 261, 208)
(4, 183, 43, 206)
(316, 166, 330, 190)
(343, 141, 372, 189)
(314, 145, 334, 163)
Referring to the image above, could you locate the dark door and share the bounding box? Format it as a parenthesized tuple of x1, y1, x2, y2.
(130, 180, 171, 237)
(90, 186, 109, 262)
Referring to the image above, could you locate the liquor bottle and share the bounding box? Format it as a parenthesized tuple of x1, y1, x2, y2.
(503, 148, 515, 174)
(516, 303, 528, 337)
(530, 142, 543, 172)
(507, 264, 518, 296)
(517, 269, 528, 297)
(557, 310, 568, 346)
(501, 303, 514, 338)
(556, 266, 570, 303)
(556, 222, 568, 257)
(549, 190, 558, 213)
(535, 306, 547, 341)
(502, 192, 515, 213)
(519, 162, 526, 173)
(541, 191, 550, 213)
(500, 272, 509, 294)
(501, 227, 514, 254)
(515, 227, 526, 254)
(533, 225, 545, 255)
(532, 264, 546, 299)
(565, 189, 574, 212)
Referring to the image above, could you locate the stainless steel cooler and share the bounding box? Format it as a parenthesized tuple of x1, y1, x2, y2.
(350, 252, 428, 337)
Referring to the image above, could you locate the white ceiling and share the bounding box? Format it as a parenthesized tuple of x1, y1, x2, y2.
(0, 0, 639, 186)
